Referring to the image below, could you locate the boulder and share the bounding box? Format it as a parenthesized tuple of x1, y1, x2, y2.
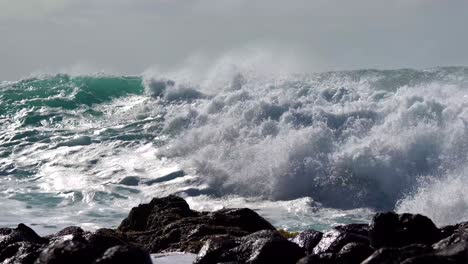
(195, 230, 305, 264)
(0, 242, 43, 264)
(34, 237, 95, 264)
(336, 242, 374, 264)
(118, 195, 275, 253)
(361, 244, 432, 264)
(0, 224, 48, 264)
(369, 212, 441, 248)
(296, 253, 335, 264)
(313, 227, 369, 255)
(94, 245, 152, 264)
(291, 229, 323, 254)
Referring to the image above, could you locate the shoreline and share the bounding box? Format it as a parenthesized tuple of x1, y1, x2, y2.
(1, 195, 467, 263)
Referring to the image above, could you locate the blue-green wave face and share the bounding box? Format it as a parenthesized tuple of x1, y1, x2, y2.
(0, 74, 144, 122)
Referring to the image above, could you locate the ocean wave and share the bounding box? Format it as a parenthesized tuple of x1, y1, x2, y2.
(2, 64, 468, 227)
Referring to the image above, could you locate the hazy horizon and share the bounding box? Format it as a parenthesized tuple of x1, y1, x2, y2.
(1, 0, 468, 80)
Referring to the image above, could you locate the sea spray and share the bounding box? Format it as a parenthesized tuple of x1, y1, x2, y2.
(1, 65, 468, 233)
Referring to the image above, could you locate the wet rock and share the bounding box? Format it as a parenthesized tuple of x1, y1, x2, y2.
(6, 197, 468, 264)
(296, 253, 335, 264)
(118, 195, 197, 232)
(52, 226, 84, 238)
(429, 229, 468, 264)
(0, 242, 43, 264)
(194, 235, 237, 264)
(35, 237, 95, 264)
(233, 230, 305, 264)
(0, 224, 48, 248)
(0, 224, 48, 264)
(369, 212, 440, 248)
(94, 245, 152, 264)
(361, 244, 432, 264)
(118, 195, 275, 253)
(291, 229, 323, 254)
(35, 229, 135, 264)
(361, 247, 404, 264)
(336, 242, 374, 264)
(84, 228, 127, 254)
(313, 227, 369, 254)
(195, 230, 304, 264)
(334, 224, 370, 237)
(0, 224, 151, 264)
(382, 241, 467, 264)
(433, 223, 468, 250)
(432, 240, 468, 263)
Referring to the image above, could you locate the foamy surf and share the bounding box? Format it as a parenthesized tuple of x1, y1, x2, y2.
(1, 64, 468, 235)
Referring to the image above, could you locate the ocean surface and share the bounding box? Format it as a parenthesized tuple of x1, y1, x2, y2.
(2, 66, 468, 236)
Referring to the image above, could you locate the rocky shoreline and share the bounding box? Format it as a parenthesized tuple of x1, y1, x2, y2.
(1, 195, 467, 263)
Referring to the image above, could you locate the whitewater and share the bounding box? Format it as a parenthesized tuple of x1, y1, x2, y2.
(1, 62, 468, 235)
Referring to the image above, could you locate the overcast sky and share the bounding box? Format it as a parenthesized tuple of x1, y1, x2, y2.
(1, 0, 467, 80)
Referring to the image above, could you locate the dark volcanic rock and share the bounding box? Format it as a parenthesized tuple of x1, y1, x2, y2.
(296, 253, 335, 264)
(336, 242, 374, 264)
(6, 196, 468, 264)
(52, 226, 85, 238)
(94, 245, 152, 264)
(118, 195, 275, 253)
(195, 230, 304, 264)
(369, 212, 441, 248)
(291, 229, 323, 254)
(313, 226, 369, 255)
(35, 237, 95, 264)
(362, 244, 433, 264)
(0, 224, 48, 248)
(35, 230, 150, 264)
(118, 195, 197, 232)
(193, 235, 237, 264)
(0, 224, 150, 264)
(0, 224, 48, 264)
(0, 242, 43, 264)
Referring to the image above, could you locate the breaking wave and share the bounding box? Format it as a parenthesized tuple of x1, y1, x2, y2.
(2, 57, 468, 228)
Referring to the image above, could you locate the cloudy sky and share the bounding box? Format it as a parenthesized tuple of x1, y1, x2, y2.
(1, 0, 467, 80)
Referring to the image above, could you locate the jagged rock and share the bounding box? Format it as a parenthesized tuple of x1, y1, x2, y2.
(336, 242, 374, 264)
(4, 197, 468, 264)
(333, 239, 466, 264)
(35, 230, 143, 264)
(334, 224, 370, 237)
(35, 237, 95, 264)
(195, 230, 305, 264)
(361, 244, 432, 264)
(52, 226, 85, 238)
(313, 226, 369, 254)
(194, 235, 237, 264)
(0, 242, 43, 264)
(0, 224, 48, 248)
(94, 245, 152, 264)
(369, 212, 441, 248)
(83, 228, 127, 254)
(291, 229, 323, 254)
(118, 195, 275, 253)
(296, 253, 335, 264)
(0, 224, 48, 264)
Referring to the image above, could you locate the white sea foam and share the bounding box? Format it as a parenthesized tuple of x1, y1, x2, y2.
(142, 59, 468, 217)
(2, 54, 468, 230)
